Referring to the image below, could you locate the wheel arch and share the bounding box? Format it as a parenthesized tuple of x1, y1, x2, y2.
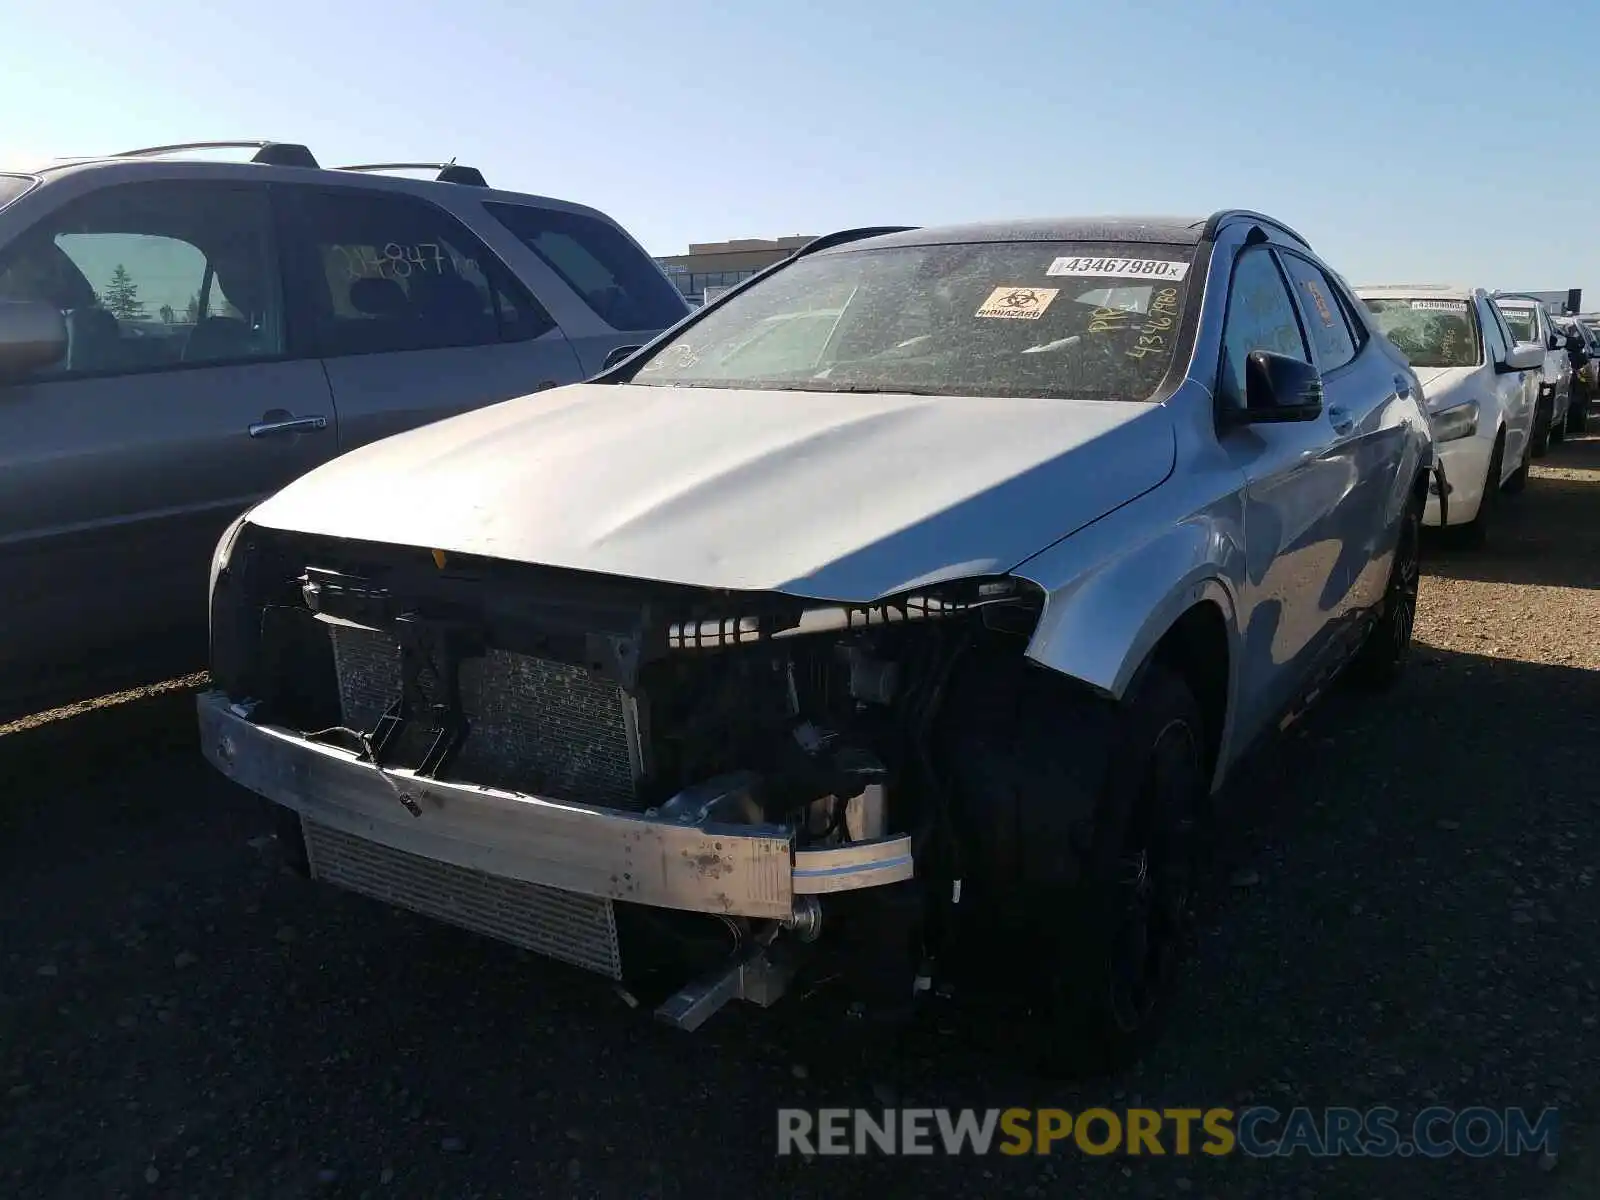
(1016, 521, 1242, 792)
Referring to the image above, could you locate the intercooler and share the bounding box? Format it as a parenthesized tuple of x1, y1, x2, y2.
(326, 623, 643, 807)
(315, 622, 645, 978)
(301, 815, 623, 978)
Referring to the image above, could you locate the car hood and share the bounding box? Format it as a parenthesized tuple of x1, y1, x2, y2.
(1413, 365, 1478, 406)
(248, 383, 1176, 602)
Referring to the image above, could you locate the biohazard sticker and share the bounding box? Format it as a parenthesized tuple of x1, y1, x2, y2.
(1410, 299, 1468, 312)
(1046, 256, 1189, 281)
(976, 286, 1059, 320)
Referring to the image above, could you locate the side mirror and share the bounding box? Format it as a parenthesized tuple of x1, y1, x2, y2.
(1236, 350, 1324, 423)
(1546, 332, 1562, 351)
(1498, 342, 1545, 373)
(0, 300, 67, 379)
(601, 344, 642, 372)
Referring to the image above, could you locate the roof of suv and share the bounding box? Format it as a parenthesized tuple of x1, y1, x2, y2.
(10, 141, 612, 221)
(1357, 284, 1480, 301)
(821, 210, 1310, 254)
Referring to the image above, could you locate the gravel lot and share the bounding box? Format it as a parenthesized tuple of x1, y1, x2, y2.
(3, 434, 1598, 1199)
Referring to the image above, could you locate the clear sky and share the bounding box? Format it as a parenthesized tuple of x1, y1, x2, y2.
(2, 0, 1595, 302)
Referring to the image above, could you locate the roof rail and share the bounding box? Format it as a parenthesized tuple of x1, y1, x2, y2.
(336, 161, 489, 187)
(110, 140, 319, 168)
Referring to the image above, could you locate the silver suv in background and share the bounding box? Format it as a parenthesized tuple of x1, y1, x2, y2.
(0, 141, 689, 718)
(1491, 293, 1575, 455)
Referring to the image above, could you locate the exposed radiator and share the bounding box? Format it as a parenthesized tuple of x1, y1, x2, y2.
(302, 816, 623, 979)
(326, 624, 642, 806)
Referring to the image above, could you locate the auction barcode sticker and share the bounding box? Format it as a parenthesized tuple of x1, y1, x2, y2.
(1046, 256, 1189, 281)
(1410, 299, 1468, 312)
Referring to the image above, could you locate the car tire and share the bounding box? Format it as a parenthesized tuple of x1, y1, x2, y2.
(1349, 486, 1422, 690)
(942, 657, 1206, 1077)
(1530, 393, 1553, 458)
(1448, 434, 1502, 550)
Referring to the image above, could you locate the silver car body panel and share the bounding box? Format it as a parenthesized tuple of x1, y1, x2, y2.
(245, 382, 1178, 602)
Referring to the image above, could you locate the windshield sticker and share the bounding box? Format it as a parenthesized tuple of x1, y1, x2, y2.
(1411, 299, 1468, 313)
(976, 286, 1059, 320)
(1046, 256, 1189, 281)
(1126, 286, 1181, 359)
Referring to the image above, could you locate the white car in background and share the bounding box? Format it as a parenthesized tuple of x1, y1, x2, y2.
(1492, 294, 1573, 455)
(1361, 285, 1543, 546)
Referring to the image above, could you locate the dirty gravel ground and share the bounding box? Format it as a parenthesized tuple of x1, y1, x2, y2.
(3, 435, 1599, 1200)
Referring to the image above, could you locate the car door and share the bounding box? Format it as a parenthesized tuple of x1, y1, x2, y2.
(1277, 251, 1409, 614)
(1215, 244, 1361, 743)
(1477, 297, 1534, 470)
(273, 184, 584, 453)
(0, 178, 336, 696)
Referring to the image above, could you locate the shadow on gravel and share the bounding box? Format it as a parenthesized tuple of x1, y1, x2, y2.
(1423, 433, 1600, 590)
(1, 640, 1597, 1198)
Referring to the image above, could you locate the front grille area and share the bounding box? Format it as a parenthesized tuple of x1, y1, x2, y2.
(303, 816, 623, 978)
(327, 624, 641, 806)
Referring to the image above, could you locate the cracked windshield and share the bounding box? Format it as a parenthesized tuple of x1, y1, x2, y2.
(1364, 298, 1481, 368)
(631, 241, 1195, 400)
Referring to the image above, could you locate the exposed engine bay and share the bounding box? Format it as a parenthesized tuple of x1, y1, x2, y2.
(206, 526, 1045, 1026)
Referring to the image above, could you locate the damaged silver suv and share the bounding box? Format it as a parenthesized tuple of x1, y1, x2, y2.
(199, 213, 1434, 1073)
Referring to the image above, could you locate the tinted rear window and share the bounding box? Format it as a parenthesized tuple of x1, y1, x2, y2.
(627, 240, 1197, 401)
(485, 202, 688, 333)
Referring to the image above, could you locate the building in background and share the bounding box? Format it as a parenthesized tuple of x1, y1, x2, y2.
(1502, 288, 1583, 315)
(655, 235, 817, 306)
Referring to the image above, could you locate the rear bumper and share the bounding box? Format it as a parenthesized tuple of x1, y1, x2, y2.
(197, 690, 912, 922)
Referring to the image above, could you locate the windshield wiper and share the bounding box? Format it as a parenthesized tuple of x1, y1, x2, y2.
(778, 380, 942, 396)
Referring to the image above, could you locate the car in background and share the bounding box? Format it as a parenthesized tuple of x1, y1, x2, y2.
(200, 210, 1434, 1074)
(1360, 285, 1542, 546)
(1491, 294, 1574, 453)
(1553, 315, 1595, 434)
(0, 140, 690, 719)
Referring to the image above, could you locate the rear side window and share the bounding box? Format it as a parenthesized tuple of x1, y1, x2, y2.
(278, 188, 557, 358)
(1278, 253, 1358, 371)
(485, 202, 688, 332)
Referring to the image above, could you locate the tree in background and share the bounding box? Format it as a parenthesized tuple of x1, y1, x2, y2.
(159, 304, 175, 324)
(184, 294, 200, 323)
(100, 265, 145, 320)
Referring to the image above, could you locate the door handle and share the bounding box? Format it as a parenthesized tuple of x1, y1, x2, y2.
(532, 379, 557, 392)
(1327, 405, 1354, 435)
(249, 415, 329, 438)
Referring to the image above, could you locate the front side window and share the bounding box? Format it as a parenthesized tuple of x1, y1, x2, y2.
(1497, 305, 1538, 344)
(1219, 247, 1309, 405)
(279, 188, 554, 358)
(628, 240, 1199, 401)
(1364, 298, 1482, 369)
(0, 181, 281, 377)
(485, 202, 689, 332)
